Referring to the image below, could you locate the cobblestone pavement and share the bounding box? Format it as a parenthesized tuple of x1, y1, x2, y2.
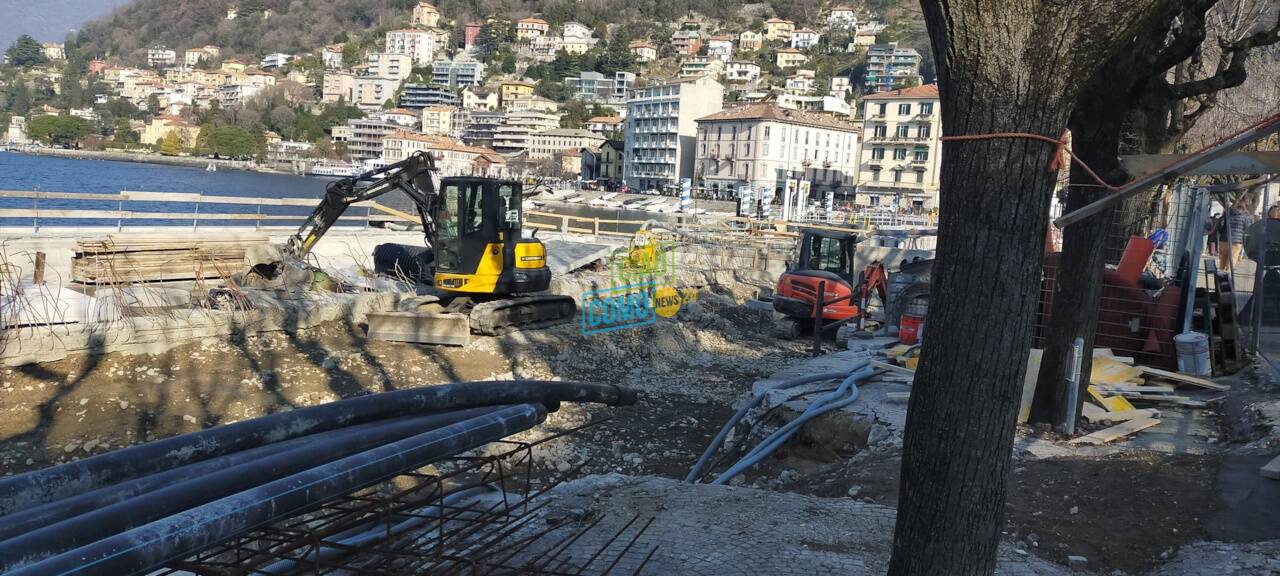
(1149, 540, 1280, 575)
(513, 474, 1069, 575)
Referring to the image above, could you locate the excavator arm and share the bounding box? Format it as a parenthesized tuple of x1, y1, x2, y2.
(286, 152, 441, 260)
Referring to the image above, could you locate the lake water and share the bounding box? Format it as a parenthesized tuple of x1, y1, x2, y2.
(0, 151, 687, 234)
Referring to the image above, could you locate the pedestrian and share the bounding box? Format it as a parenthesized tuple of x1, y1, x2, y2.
(1222, 197, 1258, 269)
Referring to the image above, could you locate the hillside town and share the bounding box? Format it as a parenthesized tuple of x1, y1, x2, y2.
(1, 2, 941, 210)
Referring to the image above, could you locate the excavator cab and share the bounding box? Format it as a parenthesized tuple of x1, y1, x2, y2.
(432, 177, 550, 295)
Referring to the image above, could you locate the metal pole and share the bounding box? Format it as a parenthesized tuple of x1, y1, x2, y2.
(1253, 181, 1272, 353)
(814, 280, 825, 357)
(1063, 337, 1084, 435)
(193, 198, 200, 231)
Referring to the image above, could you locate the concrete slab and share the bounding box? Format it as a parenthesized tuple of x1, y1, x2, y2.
(542, 239, 612, 275)
(513, 474, 1069, 575)
(365, 311, 470, 346)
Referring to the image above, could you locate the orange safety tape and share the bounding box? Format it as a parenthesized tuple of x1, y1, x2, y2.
(940, 132, 1121, 192)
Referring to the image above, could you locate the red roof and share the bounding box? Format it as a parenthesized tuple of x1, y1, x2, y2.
(863, 84, 939, 100)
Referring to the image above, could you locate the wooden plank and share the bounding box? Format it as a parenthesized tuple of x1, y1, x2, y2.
(870, 360, 916, 378)
(1262, 454, 1280, 480)
(1090, 384, 1178, 393)
(1137, 365, 1230, 391)
(885, 392, 911, 401)
(1082, 403, 1160, 423)
(1069, 417, 1161, 445)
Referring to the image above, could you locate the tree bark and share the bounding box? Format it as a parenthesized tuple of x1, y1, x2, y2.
(1027, 98, 1128, 426)
(889, 1, 1172, 574)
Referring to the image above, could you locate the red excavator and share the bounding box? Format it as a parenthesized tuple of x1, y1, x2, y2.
(772, 229, 888, 337)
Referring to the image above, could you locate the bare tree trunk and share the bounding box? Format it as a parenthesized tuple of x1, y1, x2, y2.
(889, 0, 1173, 574)
(1027, 100, 1128, 426)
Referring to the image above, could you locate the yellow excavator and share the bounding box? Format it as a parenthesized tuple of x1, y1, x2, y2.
(278, 151, 575, 344)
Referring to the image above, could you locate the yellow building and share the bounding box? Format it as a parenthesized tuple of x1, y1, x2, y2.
(220, 59, 248, 74)
(421, 106, 456, 136)
(775, 48, 808, 68)
(516, 17, 550, 41)
(500, 80, 536, 107)
(764, 18, 795, 41)
(412, 2, 440, 28)
(142, 115, 201, 148)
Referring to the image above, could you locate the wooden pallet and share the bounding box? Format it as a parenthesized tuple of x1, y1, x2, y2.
(71, 236, 267, 284)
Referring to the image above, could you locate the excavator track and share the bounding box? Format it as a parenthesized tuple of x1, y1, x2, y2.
(469, 295, 577, 336)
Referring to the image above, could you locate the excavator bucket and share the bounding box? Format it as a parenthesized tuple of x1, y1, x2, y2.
(365, 311, 471, 346)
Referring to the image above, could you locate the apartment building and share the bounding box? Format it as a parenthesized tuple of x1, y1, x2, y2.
(764, 18, 795, 41)
(776, 48, 808, 68)
(725, 61, 762, 83)
(693, 103, 859, 199)
(516, 17, 550, 40)
(827, 6, 859, 28)
(385, 29, 436, 65)
(564, 71, 634, 105)
(461, 86, 499, 110)
(261, 53, 292, 69)
(864, 43, 922, 93)
(680, 56, 724, 79)
(184, 46, 219, 66)
(431, 58, 485, 88)
(354, 77, 401, 109)
(790, 29, 821, 49)
(499, 80, 536, 107)
(528, 128, 605, 159)
(581, 140, 624, 185)
(462, 111, 506, 148)
(738, 31, 763, 52)
(492, 110, 559, 155)
(344, 117, 402, 161)
(412, 2, 441, 28)
(322, 71, 357, 103)
(383, 131, 507, 176)
(856, 84, 941, 208)
(671, 30, 701, 56)
(629, 41, 657, 62)
(623, 75, 725, 192)
(366, 52, 413, 81)
(421, 106, 456, 135)
(147, 47, 176, 67)
(398, 83, 461, 108)
(706, 36, 734, 61)
(322, 44, 345, 68)
(586, 116, 623, 135)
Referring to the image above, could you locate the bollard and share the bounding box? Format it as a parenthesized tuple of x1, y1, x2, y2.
(33, 252, 45, 285)
(814, 280, 826, 356)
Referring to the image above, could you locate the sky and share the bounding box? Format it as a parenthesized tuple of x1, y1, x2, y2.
(0, 0, 130, 50)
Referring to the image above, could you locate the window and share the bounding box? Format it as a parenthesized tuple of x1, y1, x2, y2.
(700, 143, 706, 155)
(877, 103, 886, 115)
(764, 125, 770, 138)
(893, 170, 902, 183)
(871, 168, 881, 181)
(809, 236, 848, 276)
(744, 143, 751, 156)
(915, 170, 925, 183)
(898, 103, 911, 115)
(920, 102, 934, 115)
(893, 148, 907, 160)
(918, 125, 931, 139)
(896, 125, 910, 138)
(871, 148, 885, 160)
(873, 125, 887, 138)
(913, 149, 928, 162)
(742, 162, 748, 177)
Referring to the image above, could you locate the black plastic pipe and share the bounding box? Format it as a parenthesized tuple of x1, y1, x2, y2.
(0, 406, 509, 570)
(8, 403, 547, 576)
(0, 381, 635, 515)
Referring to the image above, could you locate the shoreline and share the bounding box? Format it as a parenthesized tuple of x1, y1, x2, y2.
(9, 147, 299, 175)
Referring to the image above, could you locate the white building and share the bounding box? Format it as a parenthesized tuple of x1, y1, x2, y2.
(461, 86, 499, 110)
(856, 84, 941, 208)
(629, 41, 657, 62)
(516, 17, 550, 41)
(6, 116, 29, 145)
(827, 6, 859, 28)
(147, 47, 176, 67)
(385, 29, 436, 65)
(785, 70, 816, 94)
(261, 53, 293, 69)
(725, 61, 762, 83)
(432, 57, 485, 88)
(323, 44, 345, 69)
(527, 128, 605, 159)
(623, 75, 725, 192)
(680, 56, 724, 79)
(706, 36, 734, 61)
(493, 110, 559, 155)
(383, 131, 506, 176)
(42, 43, 65, 61)
(412, 2, 441, 28)
(830, 76, 852, 97)
(790, 29, 821, 50)
(694, 103, 860, 199)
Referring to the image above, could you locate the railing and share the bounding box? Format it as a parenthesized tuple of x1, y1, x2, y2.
(0, 190, 418, 231)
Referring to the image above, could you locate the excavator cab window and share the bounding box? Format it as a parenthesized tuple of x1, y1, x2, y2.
(436, 182, 463, 271)
(809, 236, 849, 277)
(498, 183, 516, 230)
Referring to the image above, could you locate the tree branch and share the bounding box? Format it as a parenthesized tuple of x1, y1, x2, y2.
(1150, 0, 1219, 72)
(1169, 14, 1280, 98)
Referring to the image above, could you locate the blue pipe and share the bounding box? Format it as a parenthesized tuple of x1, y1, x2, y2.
(684, 371, 852, 483)
(712, 362, 874, 485)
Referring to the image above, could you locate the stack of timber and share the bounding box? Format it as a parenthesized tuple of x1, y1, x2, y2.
(72, 236, 267, 284)
(1073, 349, 1230, 444)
